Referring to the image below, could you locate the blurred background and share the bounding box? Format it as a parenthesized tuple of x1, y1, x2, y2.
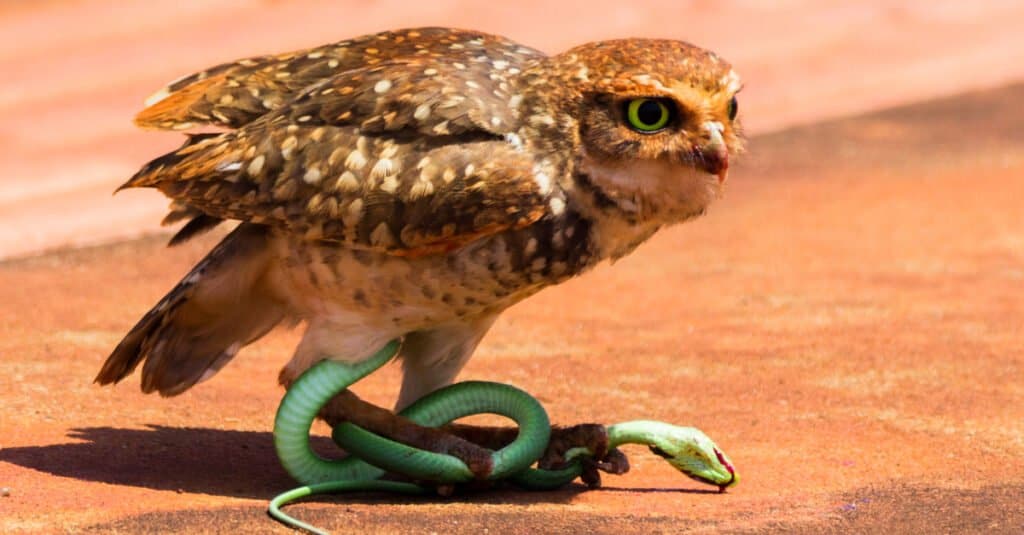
(2, 0, 1022, 258)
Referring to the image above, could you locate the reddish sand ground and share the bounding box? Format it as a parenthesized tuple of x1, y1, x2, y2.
(3, 2, 1024, 533)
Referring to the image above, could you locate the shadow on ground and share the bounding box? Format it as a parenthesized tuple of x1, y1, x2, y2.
(1, 425, 602, 504)
(0, 426, 296, 499)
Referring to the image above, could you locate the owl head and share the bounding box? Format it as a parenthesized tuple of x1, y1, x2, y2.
(527, 39, 743, 227)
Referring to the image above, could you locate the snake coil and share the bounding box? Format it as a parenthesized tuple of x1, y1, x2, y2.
(269, 341, 737, 534)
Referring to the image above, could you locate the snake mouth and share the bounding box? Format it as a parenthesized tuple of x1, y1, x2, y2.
(714, 448, 737, 492)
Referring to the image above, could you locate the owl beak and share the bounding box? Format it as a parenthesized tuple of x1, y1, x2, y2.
(698, 121, 729, 184)
(711, 150, 729, 185)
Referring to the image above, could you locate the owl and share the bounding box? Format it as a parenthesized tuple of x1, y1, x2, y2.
(95, 27, 742, 474)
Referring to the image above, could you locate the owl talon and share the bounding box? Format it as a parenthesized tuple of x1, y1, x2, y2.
(538, 423, 609, 468)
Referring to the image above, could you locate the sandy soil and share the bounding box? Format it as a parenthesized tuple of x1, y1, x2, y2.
(2, 78, 1023, 532)
(3, 1, 1024, 258)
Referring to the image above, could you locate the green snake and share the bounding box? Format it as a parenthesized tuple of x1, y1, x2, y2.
(270, 340, 738, 534)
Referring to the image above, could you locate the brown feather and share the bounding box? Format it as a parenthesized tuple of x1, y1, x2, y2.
(135, 73, 231, 130)
(132, 28, 542, 131)
(120, 50, 558, 257)
(167, 214, 224, 246)
(95, 224, 283, 396)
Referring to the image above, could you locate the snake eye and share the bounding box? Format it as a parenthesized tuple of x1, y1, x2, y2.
(624, 98, 673, 133)
(728, 97, 738, 121)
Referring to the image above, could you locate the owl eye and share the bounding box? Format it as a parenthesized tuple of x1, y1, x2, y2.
(624, 98, 673, 133)
(728, 97, 738, 121)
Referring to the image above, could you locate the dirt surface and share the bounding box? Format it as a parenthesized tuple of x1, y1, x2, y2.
(4, 1, 1024, 258)
(3, 78, 1023, 532)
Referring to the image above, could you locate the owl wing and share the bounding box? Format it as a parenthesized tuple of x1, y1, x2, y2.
(134, 27, 542, 130)
(123, 57, 557, 257)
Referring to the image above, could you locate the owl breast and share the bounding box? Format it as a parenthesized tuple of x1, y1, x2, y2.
(264, 208, 595, 329)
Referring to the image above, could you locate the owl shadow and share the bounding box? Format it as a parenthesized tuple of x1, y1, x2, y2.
(0, 425, 297, 499)
(0, 425, 598, 503)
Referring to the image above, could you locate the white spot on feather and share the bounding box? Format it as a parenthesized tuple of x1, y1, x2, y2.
(336, 171, 360, 192)
(723, 69, 743, 93)
(303, 167, 322, 184)
(216, 161, 242, 172)
(371, 158, 397, 181)
(345, 149, 367, 170)
(409, 180, 434, 199)
(247, 155, 265, 176)
(379, 174, 399, 194)
(413, 103, 431, 121)
(630, 74, 669, 92)
(529, 114, 555, 127)
(143, 88, 172, 107)
(549, 197, 565, 215)
(505, 133, 523, 151)
(532, 164, 552, 194)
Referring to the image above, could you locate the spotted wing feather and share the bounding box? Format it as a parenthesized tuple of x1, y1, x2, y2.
(124, 58, 555, 257)
(135, 27, 542, 130)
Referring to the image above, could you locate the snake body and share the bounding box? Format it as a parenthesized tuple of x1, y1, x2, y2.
(270, 341, 737, 534)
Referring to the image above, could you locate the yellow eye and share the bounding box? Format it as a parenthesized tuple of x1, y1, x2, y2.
(625, 98, 672, 132)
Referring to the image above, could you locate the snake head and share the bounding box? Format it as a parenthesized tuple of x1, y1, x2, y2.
(645, 425, 738, 492)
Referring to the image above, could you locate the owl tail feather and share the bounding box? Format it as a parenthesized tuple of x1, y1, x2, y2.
(95, 223, 284, 396)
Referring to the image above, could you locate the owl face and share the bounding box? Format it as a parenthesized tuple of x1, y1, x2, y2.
(548, 39, 743, 224)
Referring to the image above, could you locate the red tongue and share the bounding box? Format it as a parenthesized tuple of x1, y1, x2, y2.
(715, 448, 735, 475)
(714, 448, 736, 493)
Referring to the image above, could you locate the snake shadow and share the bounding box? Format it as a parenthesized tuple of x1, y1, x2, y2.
(0, 425, 615, 504)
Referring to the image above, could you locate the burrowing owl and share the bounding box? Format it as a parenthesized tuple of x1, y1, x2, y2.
(95, 27, 742, 468)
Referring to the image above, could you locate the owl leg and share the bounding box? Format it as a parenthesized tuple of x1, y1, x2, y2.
(395, 316, 497, 411)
